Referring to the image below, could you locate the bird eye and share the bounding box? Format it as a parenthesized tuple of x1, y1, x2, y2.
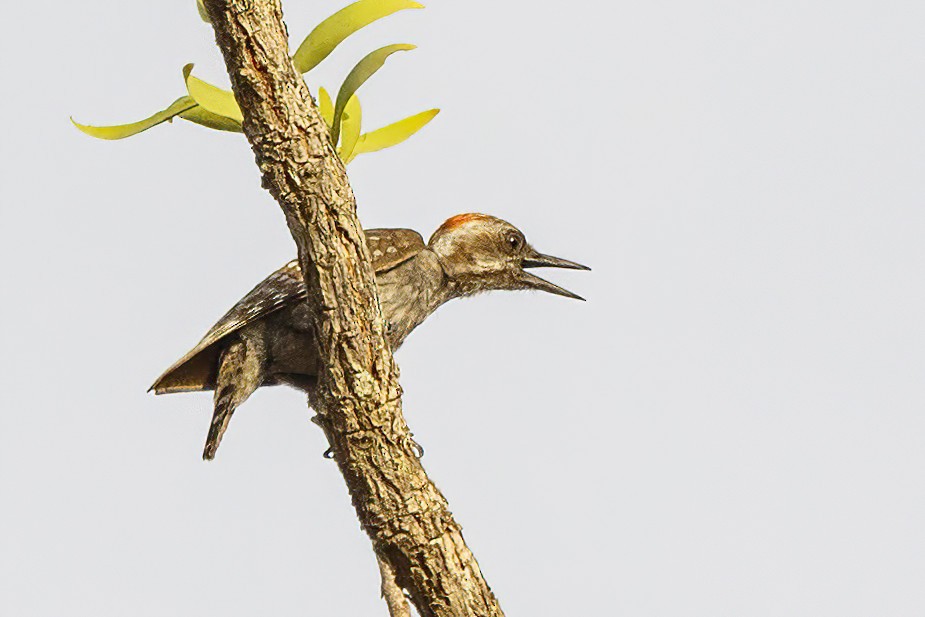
(506, 232, 524, 252)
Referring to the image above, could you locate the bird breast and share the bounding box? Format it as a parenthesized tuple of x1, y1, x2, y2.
(264, 249, 450, 380)
(376, 249, 451, 348)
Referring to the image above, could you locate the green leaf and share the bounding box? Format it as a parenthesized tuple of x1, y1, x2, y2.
(353, 108, 439, 156)
(179, 106, 243, 132)
(331, 43, 415, 145)
(317, 86, 334, 129)
(338, 95, 362, 163)
(183, 63, 243, 123)
(292, 0, 424, 74)
(196, 0, 210, 23)
(71, 96, 197, 140)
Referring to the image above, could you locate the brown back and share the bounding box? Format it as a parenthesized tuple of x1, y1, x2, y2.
(150, 228, 425, 394)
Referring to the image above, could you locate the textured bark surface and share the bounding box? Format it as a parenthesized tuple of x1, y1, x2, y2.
(200, 1, 504, 615)
(378, 554, 412, 617)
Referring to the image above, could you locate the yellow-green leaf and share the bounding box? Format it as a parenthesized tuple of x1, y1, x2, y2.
(179, 106, 243, 132)
(353, 108, 439, 156)
(331, 43, 415, 145)
(196, 0, 210, 23)
(338, 95, 362, 163)
(292, 0, 424, 74)
(71, 96, 197, 140)
(317, 86, 334, 129)
(183, 63, 243, 123)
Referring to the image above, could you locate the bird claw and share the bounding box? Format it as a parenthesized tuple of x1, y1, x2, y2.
(406, 435, 424, 458)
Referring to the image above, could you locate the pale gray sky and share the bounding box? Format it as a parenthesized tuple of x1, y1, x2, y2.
(2, 1, 924, 615)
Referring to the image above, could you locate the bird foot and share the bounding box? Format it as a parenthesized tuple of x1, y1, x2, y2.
(405, 434, 425, 458)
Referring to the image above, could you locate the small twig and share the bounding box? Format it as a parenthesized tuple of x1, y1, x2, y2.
(377, 555, 412, 617)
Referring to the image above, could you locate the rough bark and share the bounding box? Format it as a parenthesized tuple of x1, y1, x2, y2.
(199, 1, 504, 615)
(378, 554, 412, 617)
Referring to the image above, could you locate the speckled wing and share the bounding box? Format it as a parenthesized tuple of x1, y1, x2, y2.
(364, 228, 425, 273)
(150, 229, 424, 394)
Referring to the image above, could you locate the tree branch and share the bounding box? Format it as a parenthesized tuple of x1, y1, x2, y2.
(199, 1, 504, 615)
(378, 554, 412, 617)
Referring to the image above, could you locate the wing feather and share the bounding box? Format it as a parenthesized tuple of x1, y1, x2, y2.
(364, 228, 426, 273)
(150, 229, 424, 393)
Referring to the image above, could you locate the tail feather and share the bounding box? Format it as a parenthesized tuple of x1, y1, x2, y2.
(201, 336, 263, 460)
(203, 384, 237, 460)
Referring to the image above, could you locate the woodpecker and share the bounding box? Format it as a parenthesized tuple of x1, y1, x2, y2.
(151, 213, 589, 459)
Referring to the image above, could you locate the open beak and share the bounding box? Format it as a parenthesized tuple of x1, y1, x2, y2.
(522, 252, 591, 271)
(520, 250, 590, 301)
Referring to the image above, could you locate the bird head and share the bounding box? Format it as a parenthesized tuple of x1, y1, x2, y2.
(428, 213, 589, 299)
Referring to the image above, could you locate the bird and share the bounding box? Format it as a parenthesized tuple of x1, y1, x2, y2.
(150, 213, 589, 460)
